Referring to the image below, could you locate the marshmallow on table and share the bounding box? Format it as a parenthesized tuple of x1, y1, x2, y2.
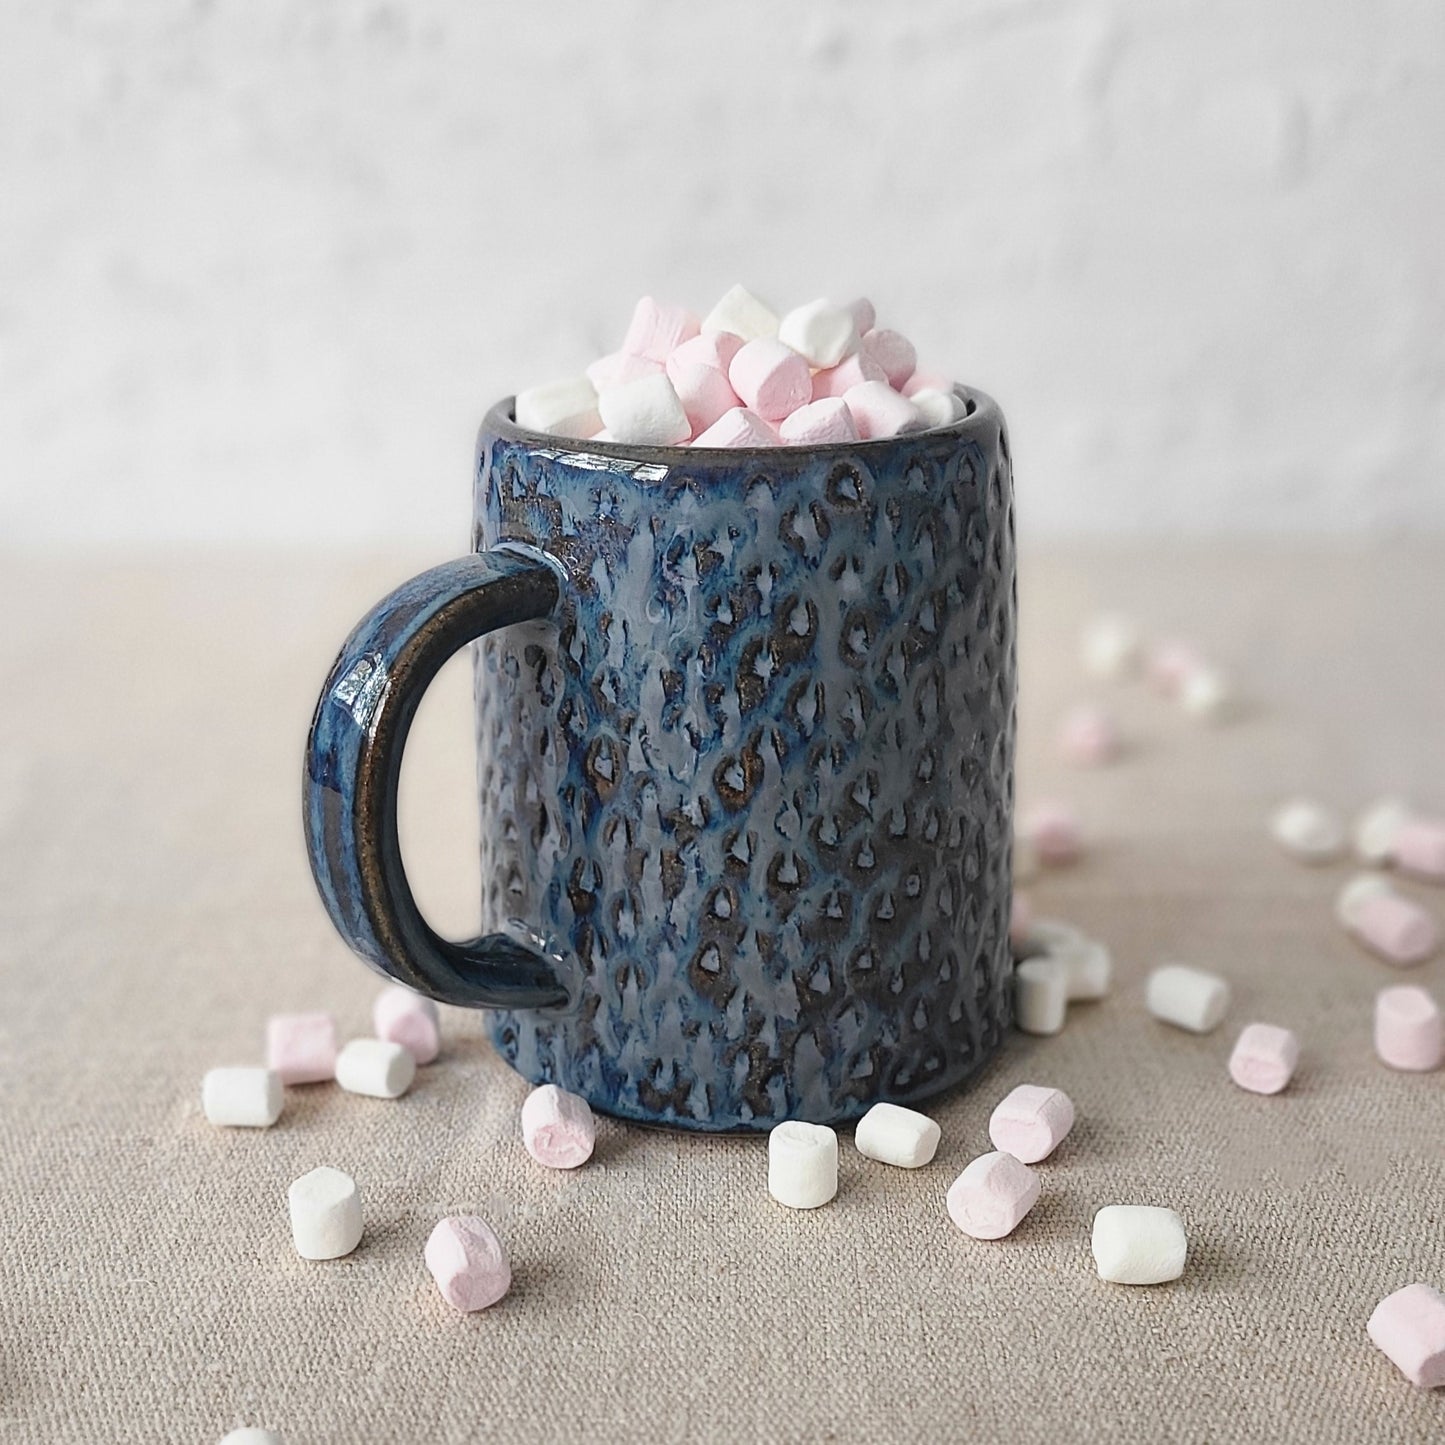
(202, 1067, 284, 1128)
(670, 360, 741, 436)
(1375, 985, 1444, 1071)
(1058, 704, 1121, 766)
(1092, 1205, 1187, 1285)
(1179, 665, 1233, 722)
(908, 387, 966, 429)
(843, 381, 924, 440)
(946, 1152, 1040, 1239)
(266, 1012, 337, 1085)
(513, 376, 600, 439)
(425, 1215, 511, 1313)
(811, 350, 887, 400)
(768, 1121, 838, 1209)
(373, 985, 440, 1065)
(777, 298, 859, 369)
(1336, 872, 1394, 929)
(691, 407, 779, 449)
(666, 331, 743, 381)
(335, 1038, 416, 1099)
(853, 1101, 940, 1168)
(1147, 639, 1204, 697)
(1271, 798, 1346, 863)
(1014, 958, 1068, 1036)
(1052, 938, 1113, 1001)
(1081, 613, 1142, 680)
(844, 297, 875, 334)
(728, 339, 812, 421)
(1367, 1283, 1445, 1388)
(901, 368, 954, 398)
(521, 1083, 596, 1168)
(702, 284, 779, 342)
(1021, 802, 1082, 866)
(1354, 798, 1413, 865)
(288, 1166, 362, 1260)
(597, 372, 691, 446)
(219, 1431, 285, 1445)
(988, 1084, 1074, 1163)
(1392, 819, 1445, 882)
(860, 328, 917, 388)
(585, 351, 663, 392)
(1146, 965, 1231, 1034)
(1349, 893, 1439, 966)
(1228, 1023, 1299, 1094)
(778, 397, 858, 446)
(621, 296, 700, 364)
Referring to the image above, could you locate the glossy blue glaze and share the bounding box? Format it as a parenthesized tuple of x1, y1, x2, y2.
(469, 393, 1017, 1129)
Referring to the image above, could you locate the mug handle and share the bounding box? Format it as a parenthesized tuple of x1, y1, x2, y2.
(303, 550, 570, 1010)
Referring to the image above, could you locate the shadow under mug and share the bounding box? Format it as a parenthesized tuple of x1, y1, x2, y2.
(304, 390, 1018, 1131)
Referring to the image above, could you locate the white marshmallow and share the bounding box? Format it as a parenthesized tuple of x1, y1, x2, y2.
(908, 387, 966, 429)
(1179, 665, 1233, 722)
(202, 1067, 283, 1128)
(287, 1166, 363, 1260)
(335, 1038, 416, 1099)
(1053, 937, 1113, 1001)
(853, 1102, 941, 1168)
(777, 298, 858, 369)
(1354, 797, 1413, 865)
(1091, 1205, 1187, 1284)
(597, 372, 691, 447)
(768, 1120, 838, 1209)
(513, 376, 600, 439)
(701, 284, 779, 342)
(1146, 965, 1231, 1034)
(1336, 872, 1395, 929)
(1270, 798, 1346, 863)
(219, 1432, 285, 1445)
(1081, 613, 1143, 680)
(1014, 958, 1068, 1036)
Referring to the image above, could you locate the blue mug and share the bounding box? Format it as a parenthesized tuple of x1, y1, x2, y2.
(304, 391, 1017, 1130)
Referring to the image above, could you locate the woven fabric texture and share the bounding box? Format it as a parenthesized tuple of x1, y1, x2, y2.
(2, 547, 1442, 1444)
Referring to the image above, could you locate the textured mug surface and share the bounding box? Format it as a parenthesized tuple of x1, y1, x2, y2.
(469, 392, 1017, 1129)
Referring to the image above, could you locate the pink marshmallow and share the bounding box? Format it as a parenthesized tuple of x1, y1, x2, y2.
(690, 407, 779, 449)
(1368, 1282, 1445, 1388)
(265, 1011, 337, 1085)
(424, 1216, 511, 1313)
(860, 327, 918, 389)
(669, 360, 740, 437)
(1227, 1022, 1299, 1095)
(1058, 704, 1121, 766)
(372, 985, 441, 1066)
(1009, 891, 1033, 951)
(1374, 985, 1443, 1072)
(1391, 819, 1445, 882)
(521, 1083, 596, 1169)
(586, 351, 663, 392)
(811, 350, 887, 400)
(621, 296, 700, 364)
(777, 397, 858, 446)
(844, 297, 876, 335)
(728, 339, 812, 421)
(901, 368, 955, 398)
(1021, 802, 1083, 867)
(946, 1152, 1040, 1240)
(988, 1084, 1075, 1163)
(1147, 639, 1205, 697)
(843, 381, 924, 440)
(1350, 893, 1440, 966)
(666, 331, 743, 383)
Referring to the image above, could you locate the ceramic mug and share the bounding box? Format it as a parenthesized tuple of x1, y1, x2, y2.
(304, 390, 1017, 1131)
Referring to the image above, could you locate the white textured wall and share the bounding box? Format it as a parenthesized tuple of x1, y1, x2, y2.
(3, 0, 1443, 546)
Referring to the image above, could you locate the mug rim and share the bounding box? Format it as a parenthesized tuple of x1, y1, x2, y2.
(482, 384, 1003, 464)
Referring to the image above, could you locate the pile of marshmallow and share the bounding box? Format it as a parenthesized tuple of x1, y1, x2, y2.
(513, 286, 966, 449)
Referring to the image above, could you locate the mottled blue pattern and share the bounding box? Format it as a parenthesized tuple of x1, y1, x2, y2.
(471, 394, 1017, 1129)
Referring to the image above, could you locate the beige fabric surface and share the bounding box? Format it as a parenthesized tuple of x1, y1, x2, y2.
(3, 545, 1444, 1445)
